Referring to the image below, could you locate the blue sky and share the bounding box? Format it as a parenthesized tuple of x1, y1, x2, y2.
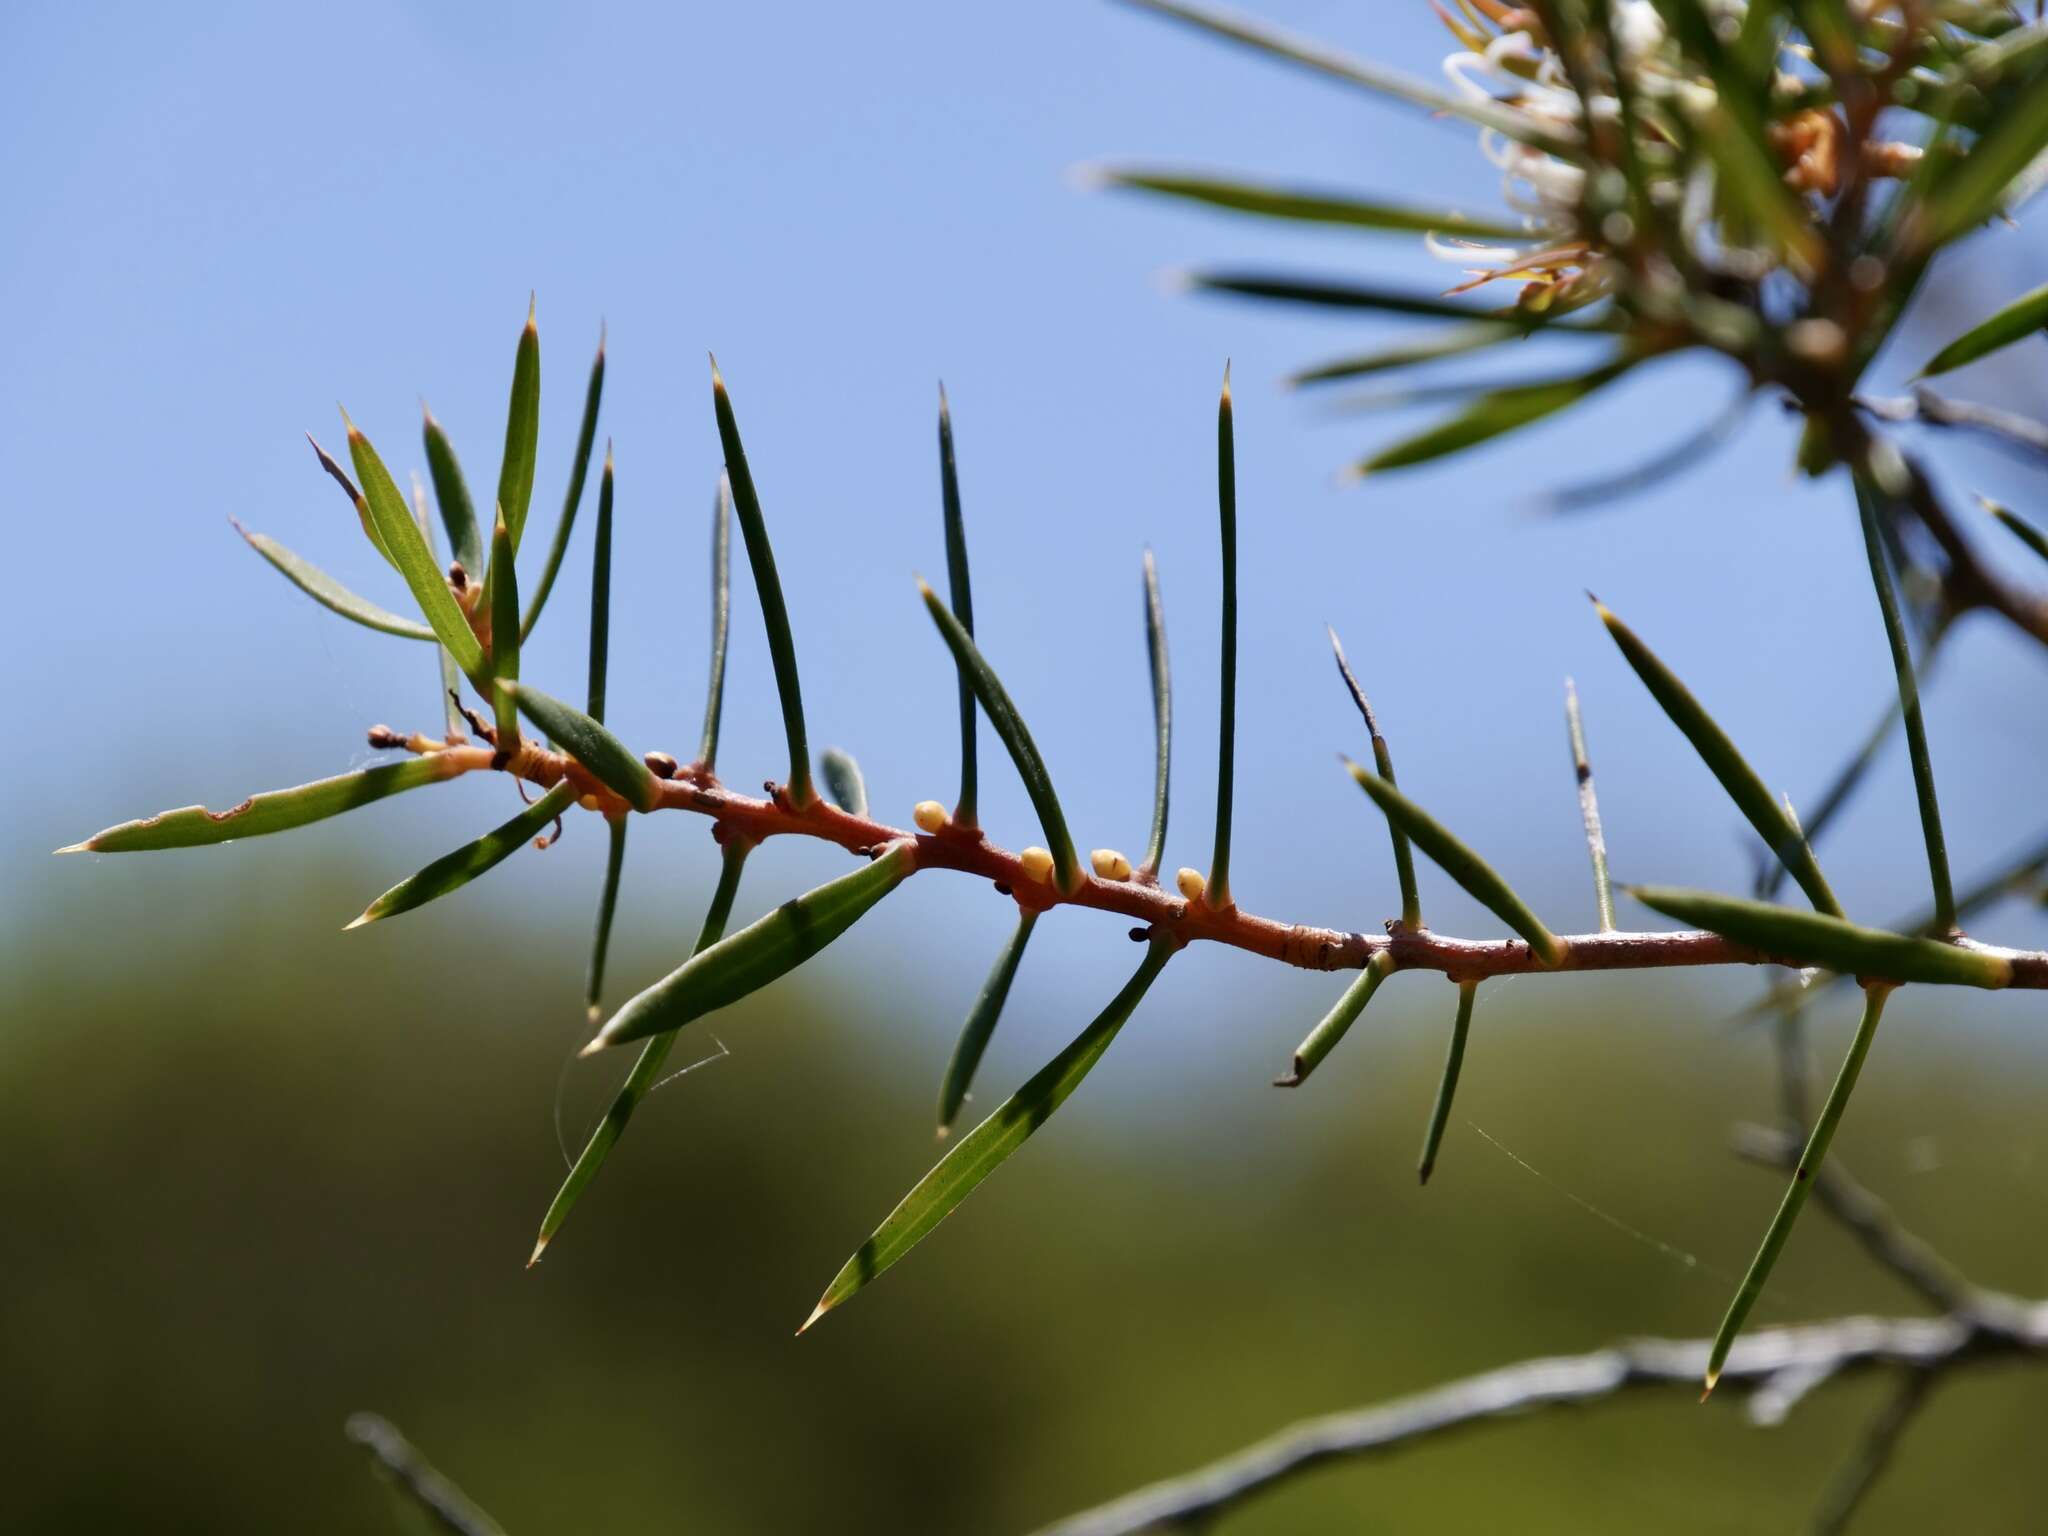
(9, 1, 2046, 1067)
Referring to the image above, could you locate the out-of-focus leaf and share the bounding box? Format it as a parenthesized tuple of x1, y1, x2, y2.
(938, 385, 980, 825)
(497, 301, 542, 549)
(521, 329, 607, 639)
(590, 842, 917, 1050)
(1140, 549, 1172, 877)
(1916, 70, 2048, 245)
(1917, 280, 2048, 377)
(697, 477, 734, 771)
(532, 840, 749, 1263)
(1595, 599, 1841, 916)
(505, 683, 661, 813)
(1187, 272, 1612, 324)
(711, 360, 813, 805)
(1278, 948, 1395, 1086)
(347, 780, 577, 928)
(585, 817, 628, 1024)
(345, 417, 487, 679)
(936, 909, 1040, 1136)
(804, 936, 1174, 1330)
(1626, 885, 2014, 987)
(488, 511, 520, 747)
(920, 580, 1081, 893)
(1092, 167, 1527, 239)
(820, 748, 868, 817)
(229, 518, 434, 640)
(1417, 980, 1478, 1185)
(1329, 626, 1419, 929)
(1983, 495, 2048, 562)
(1348, 358, 1635, 477)
(1288, 322, 1550, 388)
(1348, 762, 1564, 966)
(60, 756, 464, 854)
(421, 405, 484, 578)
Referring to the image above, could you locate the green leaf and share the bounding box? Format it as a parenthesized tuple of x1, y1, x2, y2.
(347, 780, 577, 929)
(1115, 0, 1583, 160)
(711, 359, 813, 805)
(532, 840, 749, 1263)
(60, 755, 464, 854)
(1704, 985, 1891, 1396)
(1140, 549, 1173, 878)
(1348, 762, 1564, 966)
(229, 518, 434, 640)
(586, 446, 615, 722)
(1186, 272, 1588, 324)
(936, 909, 1039, 1136)
(1277, 948, 1395, 1086)
(585, 817, 628, 1025)
(307, 433, 397, 570)
(1625, 885, 2014, 987)
(590, 842, 917, 1050)
(1092, 166, 1527, 239)
(410, 485, 468, 743)
(1916, 68, 2048, 246)
(1288, 322, 1552, 388)
(1983, 495, 2048, 563)
(421, 405, 484, 578)
(804, 935, 1174, 1330)
(939, 384, 979, 826)
(919, 580, 1081, 893)
(505, 682, 661, 813)
(1917, 280, 2048, 377)
(1854, 473, 1955, 931)
(497, 300, 542, 550)
(521, 328, 607, 640)
(488, 510, 520, 748)
(344, 417, 487, 679)
(820, 747, 868, 817)
(1208, 367, 1237, 907)
(697, 476, 734, 771)
(1417, 980, 1478, 1186)
(1594, 599, 1842, 917)
(1348, 358, 1635, 478)
(1329, 626, 1419, 929)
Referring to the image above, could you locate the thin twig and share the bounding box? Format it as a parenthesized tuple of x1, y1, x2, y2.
(1857, 389, 2048, 463)
(1032, 1307, 2045, 1536)
(344, 1413, 504, 1536)
(1808, 1369, 1937, 1536)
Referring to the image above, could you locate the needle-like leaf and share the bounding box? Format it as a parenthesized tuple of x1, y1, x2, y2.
(586, 446, 615, 722)
(410, 478, 468, 743)
(804, 935, 1174, 1330)
(1140, 549, 1172, 878)
(711, 359, 813, 806)
(307, 433, 396, 570)
(229, 518, 434, 640)
(1916, 280, 2048, 377)
(344, 416, 487, 680)
(938, 384, 979, 826)
(533, 840, 749, 1263)
(421, 405, 484, 579)
(936, 909, 1040, 1137)
(1089, 166, 1528, 239)
(488, 509, 520, 748)
(1348, 762, 1564, 967)
(504, 683, 661, 813)
(1208, 366, 1237, 907)
(1915, 72, 2048, 246)
(1288, 321, 1556, 388)
(1704, 984, 1894, 1397)
(521, 328, 606, 639)
(589, 842, 918, 1051)
(59, 756, 465, 854)
(585, 817, 628, 1025)
(1347, 358, 1636, 478)
(697, 477, 734, 772)
(820, 748, 868, 816)
(1983, 496, 2048, 563)
(497, 298, 542, 550)
(346, 780, 577, 929)
(1625, 886, 2013, 987)
(1329, 627, 1419, 928)
(1277, 948, 1395, 1086)
(1594, 598, 1842, 917)
(1185, 272, 1612, 324)
(1113, 0, 1583, 159)
(919, 580, 1081, 893)
(1564, 678, 1615, 931)
(1854, 473, 1955, 931)
(1417, 980, 1478, 1185)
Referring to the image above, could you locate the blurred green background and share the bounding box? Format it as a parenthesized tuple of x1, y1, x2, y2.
(8, 0, 2048, 1530)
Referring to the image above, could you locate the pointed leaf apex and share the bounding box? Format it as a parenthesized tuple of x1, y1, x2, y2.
(603, 438, 615, 472)
(916, 575, 936, 601)
(938, 379, 950, 415)
(1221, 358, 1233, 397)
(577, 1035, 607, 1059)
(708, 352, 724, 389)
(797, 1300, 829, 1336)
(526, 1234, 549, 1268)
(596, 317, 607, 354)
(53, 841, 88, 855)
(342, 911, 373, 932)
(526, 291, 537, 327)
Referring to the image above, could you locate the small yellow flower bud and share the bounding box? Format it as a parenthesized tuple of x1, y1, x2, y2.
(1019, 846, 1055, 884)
(1091, 848, 1133, 882)
(1176, 866, 1207, 902)
(913, 800, 950, 834)
(579, 794, 602, 812)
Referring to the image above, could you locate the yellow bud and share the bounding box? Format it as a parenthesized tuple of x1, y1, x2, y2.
(1175, 866, 1206, 902)
(1090, 848, 1133, 881)
(913, 800, 950, 834)
(578, 794, 601, 812)
(1019, 846, 1055, 884)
